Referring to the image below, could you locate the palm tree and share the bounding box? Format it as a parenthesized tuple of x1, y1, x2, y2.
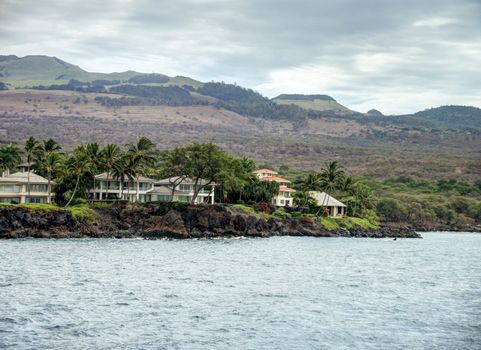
(100, 144, 121, 199)
(293, 191, 316, 207)
(43, 152, 62, 204)
(111, 155, 133, 200)
(39, 138, 61, 154)
(341, 176, 356, 195)
(24, 136, 41, 202)
(314, 160, 346, 215)
(127, 137, 156, 202)
(85, 142, 103, 201)
(352, 182, 375, 216)
(296, 172, 322, 192)
(0, 143, 22, 176)
(64, 149, 90, 207)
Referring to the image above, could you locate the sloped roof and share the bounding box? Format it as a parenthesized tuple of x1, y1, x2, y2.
(0, 171, 50, 184)
(253, 169, 278, 175)
(279, 185, 296, 192)
(258, 176, 291, 183)
(155, 176, 216, 186)
(95, 172, 155, 182)
(309, 191, 346, 207)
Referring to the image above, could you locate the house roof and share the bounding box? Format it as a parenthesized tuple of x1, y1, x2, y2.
(253, 169, 278, 175)
(279, 186, 296, 192)
(155, 176, 216, 186)
(258, 176, 291, 183)
(309, 191, 346, 207)
(94, 172, 156, 182)
(0, 171, 50, 184)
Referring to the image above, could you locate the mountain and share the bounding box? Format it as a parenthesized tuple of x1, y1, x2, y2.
(0, 55, 203, 89)
(272, 94, 353, 113)
(409, 105, 481, 130)
(0, 55, 88, 81)
(0, 54, 480, 180)
(366, 109, 384, 117)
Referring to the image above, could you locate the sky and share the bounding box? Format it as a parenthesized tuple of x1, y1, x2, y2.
(0, 0, 480, 114)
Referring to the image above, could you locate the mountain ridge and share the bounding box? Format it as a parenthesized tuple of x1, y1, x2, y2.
(1, 54, 480, 132)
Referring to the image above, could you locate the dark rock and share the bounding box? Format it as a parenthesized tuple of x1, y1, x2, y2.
(0, 203, 422, 239)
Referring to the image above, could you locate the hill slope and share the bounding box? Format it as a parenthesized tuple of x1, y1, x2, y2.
(0, 54, 480, 180)
(272, 94, 353, 113)
(0, 55, 204, 89)
(0, 55, 87, 81)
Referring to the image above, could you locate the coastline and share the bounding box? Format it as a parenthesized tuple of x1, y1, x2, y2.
(0, 202, 422, 239)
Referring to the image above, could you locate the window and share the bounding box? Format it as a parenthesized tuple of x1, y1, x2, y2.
(0, 197, 20, 203)
(28, 198, 46, 204)
(179, 184, 191, 192)
(0, 184, 20, 193)
(177, 195, 191, 202)
(154, 195, 171, 202)
(30, 184, 48, 192)
(280, 199, 285, 205)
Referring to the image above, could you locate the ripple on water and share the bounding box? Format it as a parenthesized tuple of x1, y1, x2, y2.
(0, 232, 480, 349)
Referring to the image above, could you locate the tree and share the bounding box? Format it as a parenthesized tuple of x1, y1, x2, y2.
(43, 152, 62, 204)
(296, 172, 322, 192)
(0, 143, 22, 176)
(341, 176, 356, 195)
(101, 144, 121, 199)
(39, 138, 61, 154)
(183, 142, 235, 204)
(111, 154, 134, 200)
(159, 147, 192, 201)
(217, 156, 256, 203)
(24, 136, 41, 202)
(319, 160, 345, 206)
(161, 142, 237, 204)
(63, 147, 91, 207)
(127, 137, 156, 202)
(84, 142, 103, 200)
(242, 178, 279, 203)
(350, 182, 375, 216)
(293, 191, 316, 207)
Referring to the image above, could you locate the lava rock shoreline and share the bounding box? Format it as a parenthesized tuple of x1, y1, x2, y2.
(0, 203, 421, 239)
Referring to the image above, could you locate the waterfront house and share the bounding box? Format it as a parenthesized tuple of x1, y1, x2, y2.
(90, 172, 155, 202)
(309, 191, 347, 217)
(89, 173, 216, 204)
(151, 177, 216, 204)
(0, 171, 53, 204)
(253, 169, 295, 207)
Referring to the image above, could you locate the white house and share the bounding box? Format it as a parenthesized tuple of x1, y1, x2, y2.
(89, 173, 216, 204)
(89, 172, 155, 202)
(253, 169, 295, 207)
(0, 171, 53, 204)
(151, 177, 216, 204)
(309, 191, 347, 217)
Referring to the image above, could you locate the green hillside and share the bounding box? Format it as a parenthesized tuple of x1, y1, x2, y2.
(0, 55, 88, 81)
(272, 94, 353, 113)
(410, 105, 481, 130)
(0, 55, 203, 89)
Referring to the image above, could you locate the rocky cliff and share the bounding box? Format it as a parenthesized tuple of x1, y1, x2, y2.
(0, 203, 421, 239)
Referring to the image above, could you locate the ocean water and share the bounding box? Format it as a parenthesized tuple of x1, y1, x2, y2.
(0, 232, 480, 349)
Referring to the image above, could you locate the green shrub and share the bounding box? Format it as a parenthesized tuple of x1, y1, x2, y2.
(272, 208, 291, 219)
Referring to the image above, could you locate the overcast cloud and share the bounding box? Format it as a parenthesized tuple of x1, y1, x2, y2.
(1, 0, 480, 113)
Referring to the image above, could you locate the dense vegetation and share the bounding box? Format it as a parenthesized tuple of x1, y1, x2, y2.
(1, 137, 480, 230)
(127, 73, 169, 84)
(108, 85, 204, 106)
(368, 177, 481, 228)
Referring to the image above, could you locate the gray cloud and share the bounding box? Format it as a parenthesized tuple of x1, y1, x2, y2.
(0, 0, 480, 113)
